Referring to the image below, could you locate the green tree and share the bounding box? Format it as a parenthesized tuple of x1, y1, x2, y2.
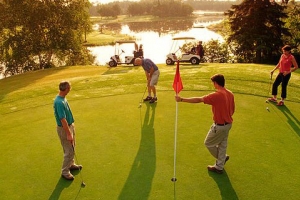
(226, 0, 290, 63)
(152, 1, 193, 17)
(0, 0, 92, 76)
(126, 0, 193, 17)
(284, 3, 300, 51)
(127, 2, 146, 16)
(203, 40, 229, 63)
(97, 3, 121, 18)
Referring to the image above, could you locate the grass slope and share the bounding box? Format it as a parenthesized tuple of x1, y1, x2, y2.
(0, 63, 300, 200)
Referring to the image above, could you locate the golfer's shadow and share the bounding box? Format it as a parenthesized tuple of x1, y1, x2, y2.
(208, 171, 239, 200)
(276, 105, 300, 136)
(118, 103, 156, 200)
(48, 177, 72, 200)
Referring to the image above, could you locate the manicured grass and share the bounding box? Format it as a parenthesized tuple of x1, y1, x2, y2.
(0, 63, 300, 199)
(84, 30, 135, 46)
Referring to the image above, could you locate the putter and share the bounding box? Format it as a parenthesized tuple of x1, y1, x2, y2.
(138, 86, 147, 108)
(268, 73, 273, 95)
(72, 144, 86, 187)
(266, 74, 273, 106)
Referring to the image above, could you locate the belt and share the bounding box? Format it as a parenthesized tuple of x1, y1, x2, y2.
(58, 123, 73, 127)
(215, 122, 230, 126)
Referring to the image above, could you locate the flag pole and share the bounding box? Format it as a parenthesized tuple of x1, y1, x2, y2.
(171, 92, 178, 182)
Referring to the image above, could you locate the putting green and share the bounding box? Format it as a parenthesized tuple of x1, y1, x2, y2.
(1, 90, 300, 199)
(0, 64, 300, 199)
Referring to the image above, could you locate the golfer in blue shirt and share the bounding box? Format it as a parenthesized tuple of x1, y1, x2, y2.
(54, 81, 82, 180)
(134, 58, 160, 103)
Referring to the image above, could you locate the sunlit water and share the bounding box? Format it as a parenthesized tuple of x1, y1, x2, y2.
(89, 21, 223, 66)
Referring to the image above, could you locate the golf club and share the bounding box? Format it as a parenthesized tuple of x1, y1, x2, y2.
(268, 73, 273, 96)
(72, 144, 86, 187)
(138, 86, 147, 108)
(265, 73, 273, 111)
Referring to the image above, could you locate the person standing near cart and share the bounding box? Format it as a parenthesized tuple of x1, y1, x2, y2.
(197, 41, 204, 59)
(134, 57, 160, 103)
(54, 81, 82, 180)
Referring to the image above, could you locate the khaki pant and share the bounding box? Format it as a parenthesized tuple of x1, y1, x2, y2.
(204, 123, 232, 170)
(57, 124, 75, 176)
(150, 70, 160, 86)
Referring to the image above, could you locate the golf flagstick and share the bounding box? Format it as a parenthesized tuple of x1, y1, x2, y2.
(171, 97, 178, 182)
(171, 60, 183, 183)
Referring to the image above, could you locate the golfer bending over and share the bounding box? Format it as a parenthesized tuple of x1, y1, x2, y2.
(134, 57, 160, 104)
(54, 81, 82, 180)
(175, 74, 235, 174)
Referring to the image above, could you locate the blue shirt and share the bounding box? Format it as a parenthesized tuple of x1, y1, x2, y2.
(54, 95, 74, 126)
(142, 58, 158, 73)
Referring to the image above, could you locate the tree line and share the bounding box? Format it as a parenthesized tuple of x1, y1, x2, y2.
(225, 0, 300, 63)
(95, 1, 193, 18)
(89, 0, 240, 17)
(0, 0, 93, 77)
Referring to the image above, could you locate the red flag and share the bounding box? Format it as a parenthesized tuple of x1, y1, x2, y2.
(173, 61, 183, 94)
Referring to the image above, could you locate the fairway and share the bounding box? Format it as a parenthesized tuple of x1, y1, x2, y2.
(0, 64, 300, 200)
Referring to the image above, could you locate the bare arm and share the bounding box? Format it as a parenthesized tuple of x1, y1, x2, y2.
(291, 57, 298, 72)
(145, 71, 149, 80)
(271, 57, 281, 75)
(149, 66, 154, 78)
(283, 56, 298, 76)
(61, 118, 73, 142)
(175, 96, 204, 103)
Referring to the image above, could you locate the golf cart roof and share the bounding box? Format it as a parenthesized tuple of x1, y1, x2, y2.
(172, 37, 196, 40)
(115, 40, 137, 44)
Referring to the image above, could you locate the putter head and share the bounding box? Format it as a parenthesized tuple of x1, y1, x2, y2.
(81, 182, 86, 187)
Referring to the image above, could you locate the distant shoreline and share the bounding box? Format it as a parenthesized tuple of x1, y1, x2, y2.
(86, 11, 224, 47)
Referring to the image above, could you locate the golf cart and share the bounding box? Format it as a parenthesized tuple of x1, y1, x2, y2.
(108, 40, 143, 67)
(166, 37, 201, 65)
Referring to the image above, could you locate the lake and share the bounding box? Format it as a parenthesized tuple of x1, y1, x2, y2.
(0, 11, 224, 79)
(89, 11, 224, 65)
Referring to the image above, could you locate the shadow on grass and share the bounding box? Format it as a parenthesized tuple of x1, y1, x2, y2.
(208, 171, 239, 200)
(48, 177, 73, 200)
(118, 103, 156, 200)
(275, 105, 300, 136)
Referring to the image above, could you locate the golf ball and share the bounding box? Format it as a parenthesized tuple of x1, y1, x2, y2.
(266, 107, 269, 110)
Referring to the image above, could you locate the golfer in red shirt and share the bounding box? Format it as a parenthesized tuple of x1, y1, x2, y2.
(175, 74, 235, 174)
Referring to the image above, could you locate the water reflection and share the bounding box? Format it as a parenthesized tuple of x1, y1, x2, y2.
(127, 19, 194, 35)
(89, 18, 224, 66)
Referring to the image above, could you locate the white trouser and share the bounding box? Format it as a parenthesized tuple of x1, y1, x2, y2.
(204, 123, 232, 170)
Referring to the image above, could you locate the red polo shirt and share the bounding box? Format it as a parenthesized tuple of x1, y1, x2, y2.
(203, 88, 235, 124)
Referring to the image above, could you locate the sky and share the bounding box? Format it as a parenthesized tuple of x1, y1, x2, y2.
(89, 0, 140, 4)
